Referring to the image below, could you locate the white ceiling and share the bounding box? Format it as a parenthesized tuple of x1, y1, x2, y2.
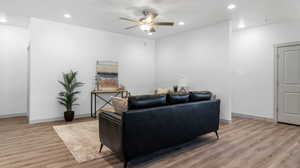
(0, 0, 300, 39)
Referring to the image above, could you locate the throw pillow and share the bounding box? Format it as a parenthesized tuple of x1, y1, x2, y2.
(111, 97, 128, 115)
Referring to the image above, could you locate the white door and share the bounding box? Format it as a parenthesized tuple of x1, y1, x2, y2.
(278, 45, 300, 125)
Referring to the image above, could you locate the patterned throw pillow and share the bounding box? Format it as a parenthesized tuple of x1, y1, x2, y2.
(111, 97, 128, 115)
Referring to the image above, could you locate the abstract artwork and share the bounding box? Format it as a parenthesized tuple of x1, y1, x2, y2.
(96, 61, 119, 90)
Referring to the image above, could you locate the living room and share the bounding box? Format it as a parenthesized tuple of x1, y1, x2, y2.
(1, 0, 300, 168)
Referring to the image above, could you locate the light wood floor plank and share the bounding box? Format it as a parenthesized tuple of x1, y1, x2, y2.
(0, 117, 300, 168)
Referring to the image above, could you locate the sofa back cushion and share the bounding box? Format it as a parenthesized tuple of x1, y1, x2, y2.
(190, 91, 212, 102)
(167, 93, 190, 105)
(128, 94, 167, 109)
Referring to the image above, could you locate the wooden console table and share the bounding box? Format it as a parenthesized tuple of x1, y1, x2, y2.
(90, 89, 129, 118)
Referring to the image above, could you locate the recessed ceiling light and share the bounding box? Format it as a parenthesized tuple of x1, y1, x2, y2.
(227, 4, 236, 10)
(238, 22, 245, 29)
(148, 32, 153, 36)
(0, 17, 7, 23)
(178, 21, 185, 26)
(64, 14, 72, 18)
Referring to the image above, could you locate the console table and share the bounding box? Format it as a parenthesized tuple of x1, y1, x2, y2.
(90, 89, 129, 118)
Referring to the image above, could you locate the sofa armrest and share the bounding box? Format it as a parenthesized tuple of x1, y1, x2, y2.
(99, 112, 124, 159)
(99, 111, 121, 125)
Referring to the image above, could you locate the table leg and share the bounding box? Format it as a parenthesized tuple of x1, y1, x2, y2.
(91, 93, 93, 118)
(94, 93, 97, 118)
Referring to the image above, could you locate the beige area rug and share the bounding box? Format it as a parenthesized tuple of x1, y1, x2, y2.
(53, 121, 112, 163)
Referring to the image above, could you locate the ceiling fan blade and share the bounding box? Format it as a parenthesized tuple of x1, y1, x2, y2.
(125, 25, 139, 30)
(153, 22, 175, 26)
(120, 17, 139, 23)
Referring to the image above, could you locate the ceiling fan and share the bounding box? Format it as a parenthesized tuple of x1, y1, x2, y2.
(120, 10, 174, 34)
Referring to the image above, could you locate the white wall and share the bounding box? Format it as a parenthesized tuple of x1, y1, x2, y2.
(0, 25, 29, 117)
(231, 22, 300, 119)
(29, 18, 155, 123)
(155, 22, 232, 121)
(156, 21, 300, 121)
(19, 17, 300, 123)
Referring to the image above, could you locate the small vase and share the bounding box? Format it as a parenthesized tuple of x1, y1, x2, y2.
(173, 86, 178, 93)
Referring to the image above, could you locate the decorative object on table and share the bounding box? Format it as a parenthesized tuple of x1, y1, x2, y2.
(57, 70, 84, 122)
(173, 85, 178, 92)
(96, 61, 119, 90)
(155, 88, 170, 94)
(119, 84, 125, 90)
(179, 86, 189, 93)
(178, 76, 189, 93)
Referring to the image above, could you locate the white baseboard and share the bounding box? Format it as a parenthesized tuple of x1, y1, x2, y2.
(31, 113, 272, 125)
(232, 113, 274, 122)
(220, 119, 232, 124)
(0, 113, 27, 119)
(29, 113, 91, 124)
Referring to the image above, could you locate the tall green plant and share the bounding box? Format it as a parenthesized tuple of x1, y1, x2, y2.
(57, 71, 84, 112)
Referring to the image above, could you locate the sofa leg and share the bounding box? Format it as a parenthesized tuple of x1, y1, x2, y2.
(99, 144, 104, 153)
(215, 131, 219, 140)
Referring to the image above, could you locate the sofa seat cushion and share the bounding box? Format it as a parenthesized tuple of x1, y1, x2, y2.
(167, 93, 190, 104)
(190, 91, 212, 102)
(128, 95, 167, 109)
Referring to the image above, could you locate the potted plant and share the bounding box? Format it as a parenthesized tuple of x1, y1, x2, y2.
(57, 71, 84, 122)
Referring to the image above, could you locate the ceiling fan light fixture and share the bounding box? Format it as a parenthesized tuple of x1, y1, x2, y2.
(144, 17, 153, 24)
(121, 11, 174, 33)
(178, 21, 185, 26)
(140, 24, 152, 31)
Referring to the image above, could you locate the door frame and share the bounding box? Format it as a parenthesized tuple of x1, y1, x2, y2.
(273, 41, 300, 123)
